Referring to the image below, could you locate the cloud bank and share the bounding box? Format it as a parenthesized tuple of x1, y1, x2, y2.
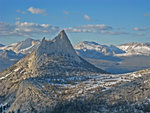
(0, 22, 60, 37)
(1, 21, 145, 38)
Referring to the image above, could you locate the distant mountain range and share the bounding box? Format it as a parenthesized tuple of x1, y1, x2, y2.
(74, 41, 150, 73)
(74, 41, 125, 61)
(74, 41, 150, 57)
(0, 38, 40, 54)
(0, 37, 150, 73)
(117, 42, 150, 56)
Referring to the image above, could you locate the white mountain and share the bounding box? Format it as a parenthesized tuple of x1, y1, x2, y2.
(0, 38, 40, 54)
(74, 41, 150, 74)
(117, 42, 150, 56)
(74, 41, 150, 58)
(74, 41, 125, 60)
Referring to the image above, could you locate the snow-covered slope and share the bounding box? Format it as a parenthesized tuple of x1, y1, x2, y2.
(0, 38, 40, 54)
(74, 41, 125, 61)
(74, 41, 150, 58)
(117, 42, 150, 56)
(74, 41, 150, 74)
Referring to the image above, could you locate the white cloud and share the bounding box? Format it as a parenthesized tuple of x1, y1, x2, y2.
(15, 21, 59, 36)
(133, 27, 148, 31)
(0, 22, 133, 38)
(63, 10, 69, 15)
(83, 14, 91, 21)
(0, 22, 20, 37)
(27, 7, 46, 15)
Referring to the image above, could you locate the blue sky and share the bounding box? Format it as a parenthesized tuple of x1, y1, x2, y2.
(0, 0, 150, 45)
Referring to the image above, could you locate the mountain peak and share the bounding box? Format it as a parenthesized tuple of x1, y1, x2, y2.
(59, 29, 66, 35)
(41, 37, 46, 42)
(37, 30, 81, 62)
(52, 30, 69, 42)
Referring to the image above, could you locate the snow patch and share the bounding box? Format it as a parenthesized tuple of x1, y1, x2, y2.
(14, 68, 20, 72)
(0, 72, 12, 80)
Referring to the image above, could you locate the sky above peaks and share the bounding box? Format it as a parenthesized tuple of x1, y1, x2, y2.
(0, 0, 150, 45)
